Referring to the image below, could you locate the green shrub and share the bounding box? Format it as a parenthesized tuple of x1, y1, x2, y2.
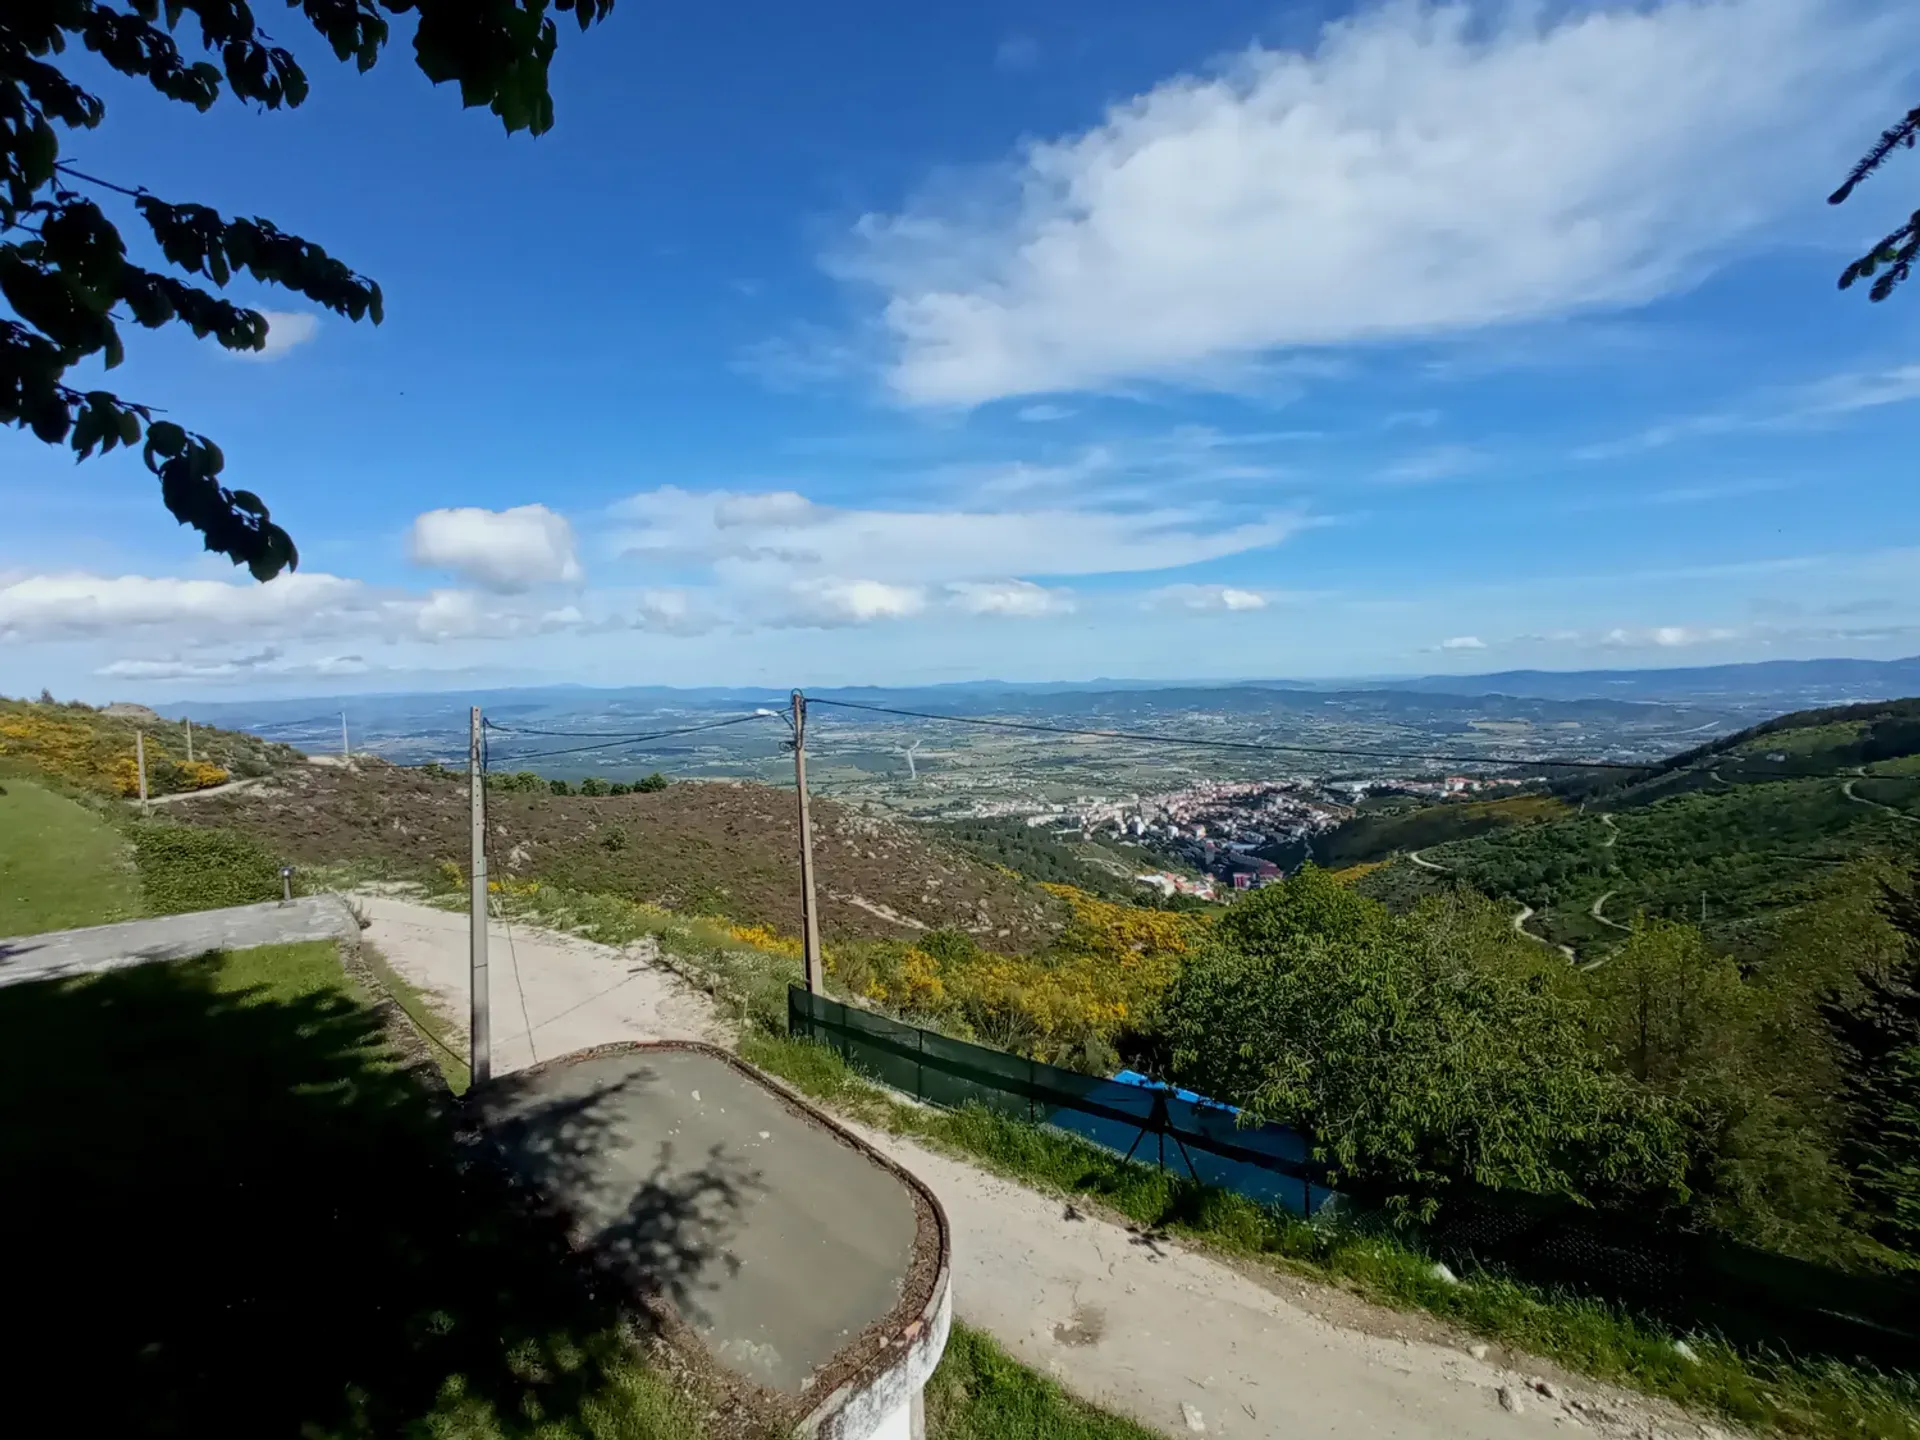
(635, 772, 668, 793)
(608, 781, 632, 796)
(548, 778, 572, 796)
(578, 776, 609, 797)
(131, 823, 286, 916)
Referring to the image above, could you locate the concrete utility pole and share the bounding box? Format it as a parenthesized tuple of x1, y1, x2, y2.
(135, 730, 149, 813)
(341, 711, 350, 762)
(469, 705, 491, 1085)
(791, 689, 826, 994)
(184, 717, 193, 764)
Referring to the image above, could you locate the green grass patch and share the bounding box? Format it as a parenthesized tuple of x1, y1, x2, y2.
(0, 776, 140, 935)
(0, 939, 704, 1439)
(362, 938, 473, 1093)
(742, 1032, 1920, 1440)
(926, 1324, 1164, 1440)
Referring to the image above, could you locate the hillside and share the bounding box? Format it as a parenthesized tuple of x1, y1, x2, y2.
(166, 758, 1068, 950)
(0, 694, 301, 797)
(1350, 697, 1920, 968)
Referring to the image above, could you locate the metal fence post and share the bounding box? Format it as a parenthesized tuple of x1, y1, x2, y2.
(1028, 1058, 1036, 1124)
(917, 1026, 925, 1105)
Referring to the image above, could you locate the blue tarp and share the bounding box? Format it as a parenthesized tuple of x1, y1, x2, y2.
(1042, 1069, 1340, 1217)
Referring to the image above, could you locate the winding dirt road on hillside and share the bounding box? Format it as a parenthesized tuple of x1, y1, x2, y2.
(358, 892, 1726, 1440)
(1843, 777, 1919, 824)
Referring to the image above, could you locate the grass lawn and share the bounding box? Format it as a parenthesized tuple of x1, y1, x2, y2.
(0, 776, 139, 935)
(928, 1325, 1162, 1440)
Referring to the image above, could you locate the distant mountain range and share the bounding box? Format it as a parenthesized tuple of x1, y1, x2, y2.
(152, 654, 1920, 741)
(1363, 656, 1920, 707)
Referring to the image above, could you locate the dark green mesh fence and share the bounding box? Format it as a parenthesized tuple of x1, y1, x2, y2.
(789, 986, 1338, 1214)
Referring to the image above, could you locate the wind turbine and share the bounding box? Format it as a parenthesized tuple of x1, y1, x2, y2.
(902, 740, 923, 783)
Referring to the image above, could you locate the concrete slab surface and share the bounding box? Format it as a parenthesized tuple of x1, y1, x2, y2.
(0, 895, 358, 989)
(474, 1045, 922, 1397)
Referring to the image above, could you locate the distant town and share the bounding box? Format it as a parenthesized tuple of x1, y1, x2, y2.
(967, 773, 1540, 899)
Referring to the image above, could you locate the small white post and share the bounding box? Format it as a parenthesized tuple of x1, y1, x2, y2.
(184, 717, 194, 764)
(341, 710, 350, 762)
(135, 729, 149, 813)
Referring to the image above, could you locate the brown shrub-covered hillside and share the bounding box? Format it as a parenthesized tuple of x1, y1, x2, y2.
(168, 758, 1067, 950)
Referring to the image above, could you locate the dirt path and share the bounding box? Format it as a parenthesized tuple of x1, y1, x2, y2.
(1599, 813, 1618, 847)
(1843, 777, 1919, 824)
(1406, 849, 1450, 872)
(356, 895, 1717, 1440)
(1589, 890, 1629, 933)
(354, 894, 724, 1069)
(135, 776, 266, 807)
(1510, 904, 1578, 964)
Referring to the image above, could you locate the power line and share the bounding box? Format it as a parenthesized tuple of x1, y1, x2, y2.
(482, 711, 777, 762)
(803, 697, 1658, 772)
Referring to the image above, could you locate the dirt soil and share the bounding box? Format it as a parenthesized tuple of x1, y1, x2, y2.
(169, 760, 1066, 951)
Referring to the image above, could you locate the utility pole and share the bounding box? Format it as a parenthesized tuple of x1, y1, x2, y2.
(469, 706, 491, 1085)
(341, 711, 350, 762)
(135, 730, 149, 814)
(184, 717, 193, 764)
(791, 689, 825, 994)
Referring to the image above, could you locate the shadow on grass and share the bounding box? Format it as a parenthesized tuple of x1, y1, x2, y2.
(0, 953, 730, 1438)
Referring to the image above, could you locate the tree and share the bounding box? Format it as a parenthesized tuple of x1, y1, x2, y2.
(1161, 883, 1688, 1216)
(634, 771, 668, 792)
(1823, 868, 1920, 1255)
(1830, 105, 1920, 300)
(3, 1, 614, 579)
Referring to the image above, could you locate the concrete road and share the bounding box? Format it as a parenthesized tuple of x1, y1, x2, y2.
(361, 896, 1718, 1440)
(355, 893, 723, 1067)
(0, 895, 358, 989)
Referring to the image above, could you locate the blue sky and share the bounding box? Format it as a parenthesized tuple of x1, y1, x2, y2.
(5, 0, 1920, 698)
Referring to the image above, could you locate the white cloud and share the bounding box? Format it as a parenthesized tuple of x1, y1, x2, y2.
(614, 485, 1299, 587)
(1792, 363, 1920, 417)
(233, 310, 319, 361)
(946, 580, 1076, 618)
(408, 505, 582, 592)
(95, 651, 371, 681)
(1015, 403, 1075, 422)
(411, 589, 582, 641)
(1579, 362, 1920, 458)
(844, 0, 1906, 405)
(631, 588, 719, 637)
(1377, 444, 1486, 484)
(1384, 409, 1442, 429)
(0, 570, 375, 639)
(1146, 583, 1270, 612)
(1438, 634, 1486, 650)
(0, 570, 589, 651)
(782, 578, 926, 627)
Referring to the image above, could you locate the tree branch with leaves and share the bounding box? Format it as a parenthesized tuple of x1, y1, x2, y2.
(1830, 104, 1920, 301)
(1, 0, 614, 580)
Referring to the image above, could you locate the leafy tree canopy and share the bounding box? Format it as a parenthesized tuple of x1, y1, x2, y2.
(2, 0, 614, 579)
(1831, 104, 1920, 300)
